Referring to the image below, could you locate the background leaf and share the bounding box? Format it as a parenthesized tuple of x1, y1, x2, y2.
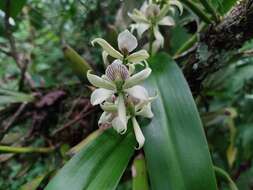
(0, 0, 27, 18)
(143, 53, 218, 190)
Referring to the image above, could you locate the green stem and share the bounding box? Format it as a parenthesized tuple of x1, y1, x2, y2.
(132, 154, 149, 190)
(173, 23, 207, 58)
(180, 0, 212, 24)
(148, 26, 155, 56)
(199, 0, 220, 22)
(0, 145, 55, 154)
(213, 166, 238, 190)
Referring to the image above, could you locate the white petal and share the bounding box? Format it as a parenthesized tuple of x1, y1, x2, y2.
(132, 117, 145, 149)
(136, 103, 154, 118)
(91, 38, 123, 59)
(112, 116, 127, 134)
(127, 63, 135, 75)
(100, 102, 117, 112)
(123, 68, 152, 89)
(157, 4, 170, 21)
(125, 85, 149, 101)
(118, 30, 138, 53)
(136, 23, 150, 37)
(87, 70, 116, 90)
(153, 26, 164, 48)
(126, 50, 149, 63)
(158, 16, 175, 26)
(170, 0, 184, 15)
(90, 88, 114, 105)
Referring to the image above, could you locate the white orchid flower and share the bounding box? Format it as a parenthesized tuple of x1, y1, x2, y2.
(91, 30, 149, 64)
(87, 59, 151, 106)
(129, 1, 183, 51)
(87, 59, 151, 134)
(89, 30, 156, 149)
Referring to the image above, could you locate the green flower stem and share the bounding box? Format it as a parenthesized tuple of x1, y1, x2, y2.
(199, 0, 220, 22)
(149, 26, 155, 56)
(0, 145, 55, 154)
(173, 23, 207, 58)
(180, 0, 212, 24)
(132, 154, 149, 190)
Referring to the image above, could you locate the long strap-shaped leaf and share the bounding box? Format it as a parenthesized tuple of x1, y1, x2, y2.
(143, 53, 218, 190)
(45, 129, 135, 190)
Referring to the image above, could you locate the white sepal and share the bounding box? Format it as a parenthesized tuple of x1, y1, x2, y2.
(98, 112, 112, 127)
(128, 10, 149, 24)
(136, 103, 154, 118)
(132, 117, 145, 149)
(125, 85, 149, 101)
(157, 4, 170, 21)
(158, 16, 175, 26)
(126, 50, 150, 63)
(87, 70, 116, 90)
(91, 38, 123, 59)
(153, 26, 164, 48)
(90, 88, 114, 105)
(102, 51, 109, 67)
(113, 94, 127, 134)
(123, 68, 152, 89)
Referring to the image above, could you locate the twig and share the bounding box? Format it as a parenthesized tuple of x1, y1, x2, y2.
(4, 0, 35, 89)
(19, 59, 29, 91)
(0, 145, 55, 154)
(0, 47, 11, 56)
(52, 106, 96, 136)
(0, 103, 27, 140)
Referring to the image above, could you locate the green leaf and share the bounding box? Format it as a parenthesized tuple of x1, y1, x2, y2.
(45, 129, 135, 190)
(143, 53, 218, 190)
(212, 0, 237, 15)
(0, 88, 34, 105)
(0, 0, 27, 18)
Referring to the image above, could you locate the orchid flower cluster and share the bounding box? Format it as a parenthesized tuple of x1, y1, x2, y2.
(87, 30, 155, 149)
(128, 0, 183, 53)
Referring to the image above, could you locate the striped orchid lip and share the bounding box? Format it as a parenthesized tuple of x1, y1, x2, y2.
(105, 60, 129, 81)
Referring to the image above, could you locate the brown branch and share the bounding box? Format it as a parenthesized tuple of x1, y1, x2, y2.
(183, 0, 253, 95)
(0, 103, 27, 140)
(51, 105, 97, 136)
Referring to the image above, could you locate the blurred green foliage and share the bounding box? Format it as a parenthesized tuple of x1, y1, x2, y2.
(0, 0, 252, 189)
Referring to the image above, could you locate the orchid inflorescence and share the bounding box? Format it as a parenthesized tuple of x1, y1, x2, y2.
(128, 0, 183, 53)
(87, 30, 155, 149)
